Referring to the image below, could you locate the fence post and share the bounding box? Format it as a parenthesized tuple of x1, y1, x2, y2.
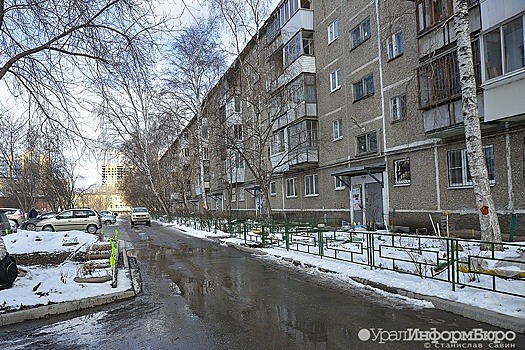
(318, 230, 323, 258)
(450, 238, 456, 292)
(509, 213, 517, 242)
(285, 226, 289, 251)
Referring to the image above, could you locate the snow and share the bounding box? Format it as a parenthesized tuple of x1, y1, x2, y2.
(0, 231, 132, 313)
(162, 221, 525, 320)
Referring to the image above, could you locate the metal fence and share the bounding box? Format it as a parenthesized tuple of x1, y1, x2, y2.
(172, 216, 525, 298)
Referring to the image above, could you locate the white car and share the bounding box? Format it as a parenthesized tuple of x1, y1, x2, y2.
(0, 208, 25, 228)
(99, 210, 117, 225)
(130, 207, 151, 227)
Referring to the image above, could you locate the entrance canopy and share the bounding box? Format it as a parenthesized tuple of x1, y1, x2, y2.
(330, 163, 386, 188)
(244, 185, 262, 196)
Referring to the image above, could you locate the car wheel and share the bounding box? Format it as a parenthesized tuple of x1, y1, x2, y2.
(104, 220, 112, 225)
(42, 225, 54, 232)
(26, 223, 36, 231)
(87, 225, 98, 234)
(131, 221, 135, 227)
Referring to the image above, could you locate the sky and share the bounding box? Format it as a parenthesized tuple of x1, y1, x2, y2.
(2, 218, 524, 327)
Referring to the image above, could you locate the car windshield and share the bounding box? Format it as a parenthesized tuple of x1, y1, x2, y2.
(133, 207, 148, 213)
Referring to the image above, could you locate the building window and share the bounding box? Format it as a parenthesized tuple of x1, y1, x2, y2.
(234, 95, 241, 112)
(286, 177, 297, 197)
(394, 158, 411, 185)
(391, 95, 407, 122)
(271, 129, 285, 155)
(202, 147, 209, 160)
(350, 18, 371, 49)
(328, 20, 339, 43)
(330, 69, 341, 92)
(356, 131, 378, 155)
(418, 51, 460, 108)
(334, 177, 345, 190)
(234, 152, 244, 169)
(182, 148, 190, 157)
(239, 188, 245, 201)
(183, 131, 189, 141)
(270, 181, 277, 196)
(387, 31, 404, 60)
(288, 119, 318, 150)
(484, 16, 524, 80)
(233, 124, 243, 140)
(231, 189, 236, 202)
(304, 174, 319, 196)
(284, 30, 315, 67)
(332, 119, 343, 140)
(447, 145, 495, 187)
(353, 74, 374, 101)
(416, 0, 453, 33)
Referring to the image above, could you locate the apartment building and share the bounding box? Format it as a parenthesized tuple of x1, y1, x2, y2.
(161, 0, 525, 235)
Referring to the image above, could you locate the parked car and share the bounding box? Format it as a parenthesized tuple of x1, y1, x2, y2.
(0, 211, 17, 235)
(130, 207, 151, 227)
(99, 211, 117, 225)
(20, 211, 58, 231)
(0, 208, 25, 228)
(36, 208, 102, 234)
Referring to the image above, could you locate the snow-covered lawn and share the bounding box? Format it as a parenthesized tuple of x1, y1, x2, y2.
(0, 230, 131, 313)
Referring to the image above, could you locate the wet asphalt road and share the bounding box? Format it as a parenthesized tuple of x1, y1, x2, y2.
(0, 220, 522, 349)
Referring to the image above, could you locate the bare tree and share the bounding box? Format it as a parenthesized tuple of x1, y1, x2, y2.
(0, 0, 163, 130)
(164, 17, 227, 212)
(94, 56, 178, 216)
(454, 0, 502, 248)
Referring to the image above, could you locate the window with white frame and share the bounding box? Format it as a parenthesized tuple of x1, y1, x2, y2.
(350, 18, 371, 49)
(483, 16, 524, 80)
(448, 145, 495, 187)
(286, 177, 297, 197)
(332, 119, 343, 140)
(353, 74, 374, 101)
(183, 130, 189, 141)
(239, 188, 245, 201)
(182, 148, 190, 157)
(202, 147, 209, 160)
(304, 174, 318, 196)
(234, 152, 244, 169)
(270, 181, 277, 196)
(231, 188, 236, 202)
(356, 131, 378, 155)
(330, 69, 341, 92)
(387, 31, 404, 60)
(391, 95, 406, 122)
(334, 176, 345, 190)
(271, 129, 285, 155)
(394, 158, 411, 185)
(328, 20, 339, 43)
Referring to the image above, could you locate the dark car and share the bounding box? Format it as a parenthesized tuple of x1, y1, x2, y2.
(20, 211, 58, 231)
(0, 211, 16, 235)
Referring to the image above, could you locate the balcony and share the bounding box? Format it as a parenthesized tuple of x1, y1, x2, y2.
(281, 8, 313, 44)
(288, 146, 318, 169)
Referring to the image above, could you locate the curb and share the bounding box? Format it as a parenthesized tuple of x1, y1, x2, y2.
(0, 289, 135, 326)
(226, 243, 525, 333)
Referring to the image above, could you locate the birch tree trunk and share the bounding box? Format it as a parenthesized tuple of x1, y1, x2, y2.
(454, 0, 502, 249)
